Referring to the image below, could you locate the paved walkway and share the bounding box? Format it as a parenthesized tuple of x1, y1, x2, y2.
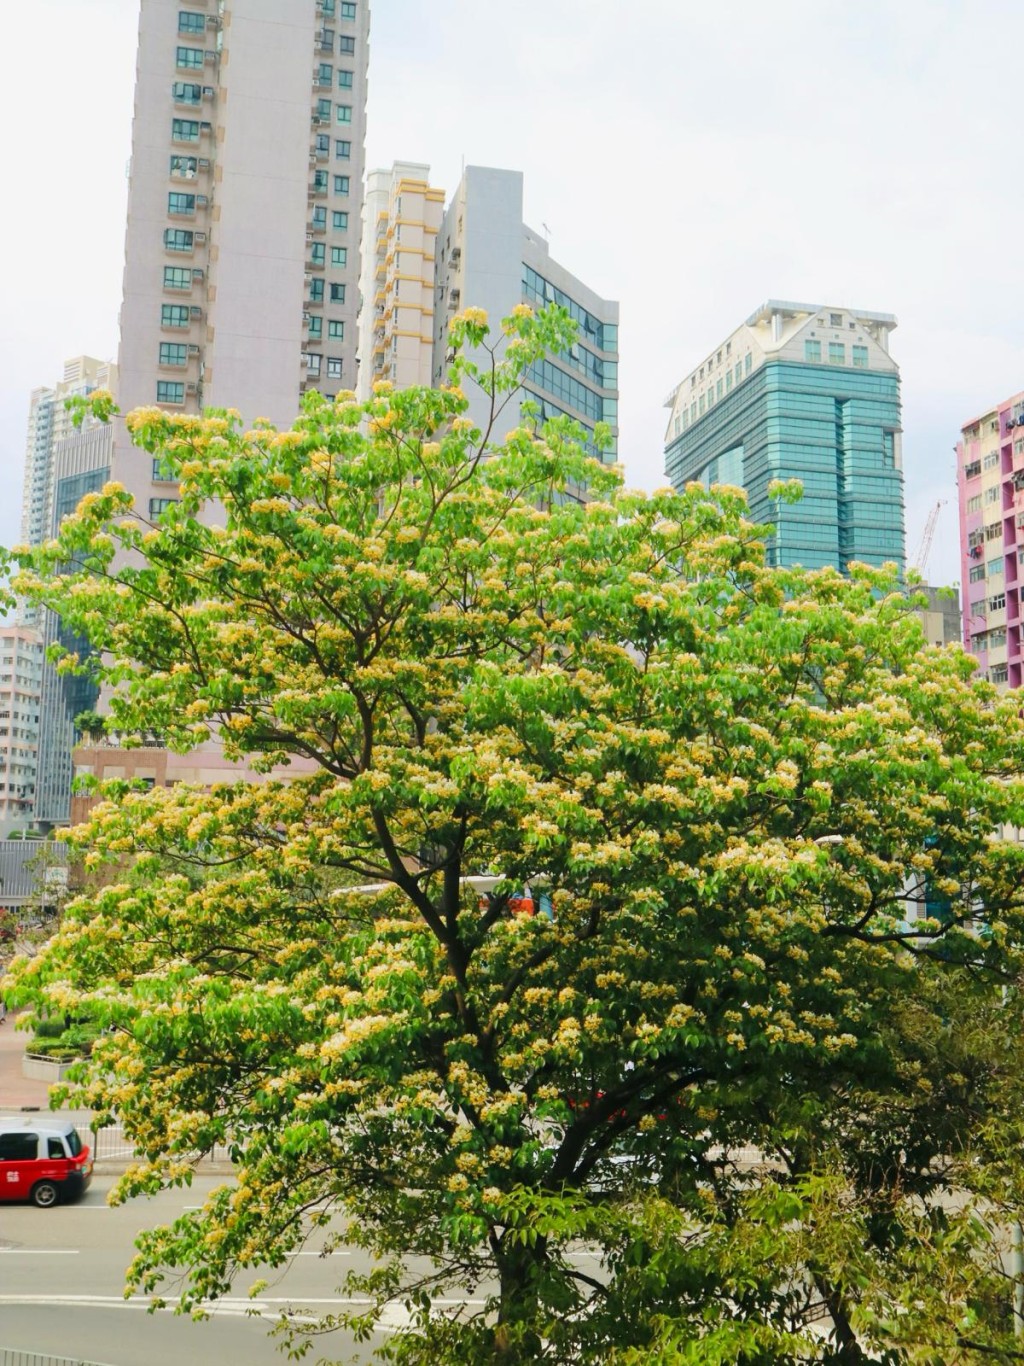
(0, 1008, 57, 1111)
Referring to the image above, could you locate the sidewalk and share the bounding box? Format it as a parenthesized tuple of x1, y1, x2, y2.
(0, 1009, 58, 1111)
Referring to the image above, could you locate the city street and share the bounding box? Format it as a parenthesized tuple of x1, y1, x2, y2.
(0, 1173, 481, 1364)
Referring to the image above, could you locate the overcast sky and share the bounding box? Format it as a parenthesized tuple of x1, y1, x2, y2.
(4, 0, 1023, 589)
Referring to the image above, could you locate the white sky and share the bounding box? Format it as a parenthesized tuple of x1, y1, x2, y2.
(4, 0, 1024, 589)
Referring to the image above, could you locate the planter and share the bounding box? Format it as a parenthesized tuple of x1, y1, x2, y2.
(22, 1052, 80, 1083)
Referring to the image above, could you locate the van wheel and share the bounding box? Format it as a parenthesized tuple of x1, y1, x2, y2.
(31, 1181, 59, 1208)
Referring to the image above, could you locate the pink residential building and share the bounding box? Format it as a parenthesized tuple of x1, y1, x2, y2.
(957, 391, 1024, 689)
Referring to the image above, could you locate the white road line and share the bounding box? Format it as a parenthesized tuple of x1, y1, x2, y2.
(0, 1249, 80, 1255)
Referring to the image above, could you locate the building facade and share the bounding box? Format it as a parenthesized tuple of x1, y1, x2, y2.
(112, 0, 370, 521)
(21, 358, 117, 610)
(357, 162, 445, 399)
(33, 426, 114, 827)
(956, 392, 1024, 690)
(0, 628, 43, 836)
(664, 301, 905, 574)
(432, 167, 619, 462)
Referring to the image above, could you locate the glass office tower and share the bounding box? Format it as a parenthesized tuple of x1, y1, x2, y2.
(664, 301, 904, 574)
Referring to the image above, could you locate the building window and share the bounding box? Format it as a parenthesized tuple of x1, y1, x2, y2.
(983, 450, 1000, 469)
(744, 354, 752, 374)
(716, 379, 723, 400)
(339, 34, 355, 53)
(176, 46, 205, 69)
(699, 395, 705, 415)
(163, 266, 192, 290)
(966, 494, 982, 513)
(306, 353, 322, 375)
(829, 312, 843, 327)
(984, 486, 1000, 505)
(852, 344, 869, 368)
(156, 383, 185, 406)
(161, 304, 191, 328)
(168, 192, 196, 216)
(338, 69, 354, 88)
(322, 0, 336, 12)
(308, 316, 323, 339)
(313, 169, 329, 192)
(330, 283, 346, 303)
(335, 140, 351, 159)
(149, 496, 180, 516)
(170, 154, 198, 177)
(804, 340, 821, 362)
(310, 242, 326, 266)
(152, 458, 177, 483)
(172, 118, 200, 142)
(334, 174, 350, 194)
(316, 133, 331, 156)
(340, 1, 357, 17)
(327, 358, 343, 379)
(332, 210, 348, 230)
(309, 278, 324, 303)
(159, 342, 188, 367)
(164, 228, 194, 253)
(311, 205, 327, 229)
(317, 97, 332, 121)
(172, 81, 202, 105)
(318, 63, 333, 85)
(988, 556, 1005, 578)
(331, 246, 348, 267)
(336, 104, 352, 124)
(990, 593, 1007, 611)
(991, 663, 1009, 684)
(828, 342, 845, 365)
(179, 11, 206, 32)
(328, 320, 344, 340)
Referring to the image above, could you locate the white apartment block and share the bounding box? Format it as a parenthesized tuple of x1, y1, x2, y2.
(357, 161, 445, 399)
(432, 167, 619, 461)
(22, 357, 118, 557)
(112, 0, 369, 523)
(0, 627, 43, 835)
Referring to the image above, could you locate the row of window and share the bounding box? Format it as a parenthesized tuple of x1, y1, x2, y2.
(521, 266, 618, 354)
(313, 133, 355, 167)
(176, 45, 207, 70)
(309, 243, 348, 267)
(305, 355, 345, 380)
(309, 280, 347, 304)
(306, 317, 345, 341)
(172, 118, 208, 142)
(309, 206, 348, 231)
(803, 340, 871, 367)
(528, 359, 613, 425)
(316, 64, 355, 87)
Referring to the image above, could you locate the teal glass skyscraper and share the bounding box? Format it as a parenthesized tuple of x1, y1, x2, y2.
(663, 301, 905, 573)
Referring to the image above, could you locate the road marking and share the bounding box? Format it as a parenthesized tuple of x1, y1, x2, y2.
(0, 1249, 80, 1255)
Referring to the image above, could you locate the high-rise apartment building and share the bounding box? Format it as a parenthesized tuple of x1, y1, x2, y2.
(112, 0, 369, 522)
(0, 626, 43, 835)
(432, 167, 619, 461)
(956, 392, 1024, 690)
(357, 161, 445, 399)
(22, 357, 118, 574)
(664, 301, 905, 574)
(17, 358, 115, 830)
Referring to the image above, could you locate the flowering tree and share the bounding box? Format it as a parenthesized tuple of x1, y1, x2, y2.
(10, 306, 1024, 1363)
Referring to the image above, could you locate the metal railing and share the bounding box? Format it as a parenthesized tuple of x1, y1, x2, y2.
(89, 1123, 232, 1167)
(0, 1351, 119, 1366)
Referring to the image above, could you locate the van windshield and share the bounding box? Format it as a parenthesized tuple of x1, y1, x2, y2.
(65, 1129, 83, 1157)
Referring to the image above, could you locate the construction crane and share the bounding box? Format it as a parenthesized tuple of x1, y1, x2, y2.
(910, 499, 946, 577)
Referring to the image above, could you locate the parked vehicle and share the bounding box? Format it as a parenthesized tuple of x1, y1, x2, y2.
(0, 1116, 93, 1206)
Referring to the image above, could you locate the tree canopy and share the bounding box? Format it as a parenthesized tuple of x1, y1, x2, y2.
(10, 305, 1024, 1364)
